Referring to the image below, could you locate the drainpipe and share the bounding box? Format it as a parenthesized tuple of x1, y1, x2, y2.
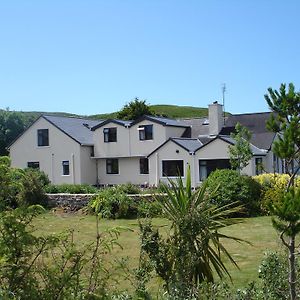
(51, 153, 54, 183)
(155, 153, 159, 186)
(71, 153, 75, 184)
(190, 152, 196, 188)
(126, 125, 131, 156)
(96, 159, 99, 187)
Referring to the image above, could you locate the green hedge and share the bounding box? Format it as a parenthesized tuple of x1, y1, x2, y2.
(205, 169, 262, 216)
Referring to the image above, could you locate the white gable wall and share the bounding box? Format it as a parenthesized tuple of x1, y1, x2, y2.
(130, 121, 167, 156)
(93, 122, 130, 158)
(148, 140, 193, 186)
(9, 117, 83, 184)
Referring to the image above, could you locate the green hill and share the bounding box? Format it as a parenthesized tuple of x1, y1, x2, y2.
(89, 104, 209, 120)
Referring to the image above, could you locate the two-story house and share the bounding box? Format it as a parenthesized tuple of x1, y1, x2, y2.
(8, 102, 281, 187)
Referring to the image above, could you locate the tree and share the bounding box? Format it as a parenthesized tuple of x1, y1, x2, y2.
(116, 98, 153, 120)
(0, 109, 27, 156)
(265, 83, 300, 187)
(140, 166, 244, 298)
(265, 83, 300, 300)
(228, 122, 253, 173)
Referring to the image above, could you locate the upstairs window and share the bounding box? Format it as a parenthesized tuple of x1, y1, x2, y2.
(162, 160, 184, 177)
(103, 127, 117, 142)
(62, 160, 70, 175)
(106, 159, 119, 174)
(138, 125, 153, 140)
(140, 158, 149, 174)
(37, 129, 49, 146)
(27, 161, 40, 169)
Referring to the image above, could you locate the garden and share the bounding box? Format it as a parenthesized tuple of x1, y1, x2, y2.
(0, 83, 299, 299)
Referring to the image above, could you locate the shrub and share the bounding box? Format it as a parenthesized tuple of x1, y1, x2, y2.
(118, 183, 141, 195)
(89, 187, 134, 219)
(205, 169, 262, 216)
(0, 205, 124, 299)
(258, 251, 300, 299)
(137, 199, 162, 218)
(253, 173, 300, 214)
(45, 183, 98, 194)
(19, 168, 49, 207)
(0, 157, 49, 209)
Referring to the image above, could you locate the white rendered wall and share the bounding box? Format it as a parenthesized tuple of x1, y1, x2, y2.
(9, 117, 83, 184)
(97, 157, 149, 185)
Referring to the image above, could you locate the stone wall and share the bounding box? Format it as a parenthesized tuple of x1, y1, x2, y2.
(46, 193, 163, 212)
(47, 194, 95, 211)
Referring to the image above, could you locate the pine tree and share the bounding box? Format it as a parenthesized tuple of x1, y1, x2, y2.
(265, 83, 300, 300)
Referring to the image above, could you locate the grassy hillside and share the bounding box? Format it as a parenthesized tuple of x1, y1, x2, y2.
(4, 104, 210, 122)
(89, 104, 209, 120)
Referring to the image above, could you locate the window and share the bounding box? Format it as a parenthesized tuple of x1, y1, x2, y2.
(103, 127, 117, 142)
(255, 157, 263, 175)
(37, 129, 49, 146)
(27, 162, 40, 169)
(199, 159, 231, 181)
(140, 158, 149, 174)
(106, 159, 119, 174)
(62, 160, 70, 175)
(199, 160, 207, 181)
(138, 125, 153, 140)
(162, 160, 184, 177)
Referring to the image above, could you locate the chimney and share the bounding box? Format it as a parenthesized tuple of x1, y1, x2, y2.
(208, 101, 223, 136)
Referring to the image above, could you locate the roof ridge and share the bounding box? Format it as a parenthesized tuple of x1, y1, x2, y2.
(231, 111, 272, 117)
(43, 114, 102, 122)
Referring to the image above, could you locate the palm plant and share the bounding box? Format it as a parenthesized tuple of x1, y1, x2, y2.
(140, 166, 245, 297)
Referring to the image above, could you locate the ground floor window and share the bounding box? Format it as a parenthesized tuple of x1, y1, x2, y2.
(62, 160, 70, 175)
(255, 157, 263, 175)
(199, 159, 231, 181)
(140, 158, 149, 174)
(162, 160, 184, 177)
(27, 161, 40, 169)
(106, 159, 119, 174)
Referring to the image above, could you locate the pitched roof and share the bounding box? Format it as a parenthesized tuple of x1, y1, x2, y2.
(91, 119, 132, 131)
(171, 138, 203, 152)
(43, 115, 102, 145)
(219, 112, 276, 150)
(148, 137, 203, 157)
(130, 115, 190, 127)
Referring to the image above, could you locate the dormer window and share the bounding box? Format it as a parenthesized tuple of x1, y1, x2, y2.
(103, 127, 117, 142)
(37, 129, 49, 146)
(138, 125, 153, 140)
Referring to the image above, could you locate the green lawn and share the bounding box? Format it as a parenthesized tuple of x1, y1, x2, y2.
(33, 213, 283, 289)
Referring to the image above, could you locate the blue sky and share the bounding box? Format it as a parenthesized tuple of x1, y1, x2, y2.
(0, 0, 299, 115)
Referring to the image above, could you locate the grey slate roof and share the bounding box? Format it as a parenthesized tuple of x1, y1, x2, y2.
(131, 115, 190, 128)
(43, 115, 102, 146)
(219, 112, 276, 150)
(91, 119, 132, 130)
(180, 117, 210, 138)
(219, 135, 267, 156)
(171, 138, 203, 153)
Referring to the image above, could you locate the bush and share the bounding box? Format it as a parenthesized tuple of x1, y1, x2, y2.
(45, 183, 98, 194)
(19, 168, 49, 207)
(253, 173, 300, 214)
(118, 183, 141, 195)
(258, 251, 300, 299)
(88, 186, 161, 219)
(0, 157, 49, 209)
(205, 169, 262, 216)
(89, 187, 134, 219)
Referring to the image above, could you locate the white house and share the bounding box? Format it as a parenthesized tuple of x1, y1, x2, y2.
(8, 102, 282, 187)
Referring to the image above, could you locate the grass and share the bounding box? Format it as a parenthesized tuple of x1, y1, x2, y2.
(33, 213, 282, 289)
